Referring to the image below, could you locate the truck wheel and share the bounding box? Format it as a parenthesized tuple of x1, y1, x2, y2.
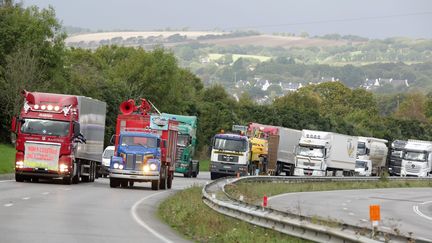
(63, 176, 72, 185)
(121, 181, 128, 188)
(160, 166, 168, 189)
(167, 174, 173, 189)
(151, 180, 159, 190)
(110, 179, 120, 188)
(211, 172, 218, 180)
(32, 177, 39, 183)
(129, 181, 134, 188)
(15, 174, 24, 182)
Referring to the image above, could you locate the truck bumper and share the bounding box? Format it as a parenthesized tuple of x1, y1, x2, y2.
(210, 161, 248, 176)
(16, 169, 70, 179)
(109, 169, 159, 181)
(175, 161, 189, 173)
(388, 166, 401, 176)
(294, 167, 325, 176)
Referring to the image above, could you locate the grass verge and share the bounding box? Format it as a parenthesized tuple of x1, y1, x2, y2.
(0, 144, 15, 174)
(199, 159, 209, 171)
(158, 185, 308, 243)
(225, 180, 432, 205)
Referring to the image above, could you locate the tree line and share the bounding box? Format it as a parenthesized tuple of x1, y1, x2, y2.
(1, 2, 432, 156)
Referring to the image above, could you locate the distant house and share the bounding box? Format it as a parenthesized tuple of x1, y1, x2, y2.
(281, 82, 303, 92)
(310, 77, 339, 85)
(361, 78, 410, 90)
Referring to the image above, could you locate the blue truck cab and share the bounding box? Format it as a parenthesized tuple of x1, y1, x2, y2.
(109, 131, 162, 190)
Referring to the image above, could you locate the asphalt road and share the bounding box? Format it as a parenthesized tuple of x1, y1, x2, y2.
(0, 172, 211, 243)
(268, 187, 432, 241)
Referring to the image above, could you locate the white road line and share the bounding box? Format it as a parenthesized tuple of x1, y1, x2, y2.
(4, 203, 13, 207)
(0, 180, 14, 183)
(22, 197, 30, 200)
(413, 202, 432, 221)
(41, 192, 49, 195)
(360, 219, 368, 222)
(348, 212, 355, 216)
(343, 207, 348, 211)
(131, 191, 174, 243)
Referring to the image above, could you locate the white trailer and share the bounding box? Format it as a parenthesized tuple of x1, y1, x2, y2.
(401, 139, 432, 177)
(355, 137, 388, 176)
(294, 130, 358, 176)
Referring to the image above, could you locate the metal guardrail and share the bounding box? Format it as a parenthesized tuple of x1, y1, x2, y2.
(202, 176, 432, 243)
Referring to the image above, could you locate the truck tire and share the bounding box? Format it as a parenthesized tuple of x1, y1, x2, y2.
(110, 178, 120, 188)
(192, 166, 198, 178)
(120, 181, 128, 188)
(90, 162, 95, 182)
(129, 181, 134, 187)
(151, 180, 159, 190)
(167, 174, 173, 189)
(159, 166, 168, 189)
(63, 176, 72, 185)
(15, 174, 24, 182)
(32, 177, 39, 183)
(72, 163, 80, 184)
(211, 172, 218, 180)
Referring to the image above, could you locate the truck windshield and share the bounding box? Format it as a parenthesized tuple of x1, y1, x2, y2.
(214, 138, 247, 152)
(391, 149, 404, 158)
(121, 136, 158, 148)
(296, 145, 324, 158)
(355, 160, 367, 168)
(177, 134, 190, 147)
(404, 151, 427, 162)
(357, 142, 366, 156)
(20, 119, 70, 137)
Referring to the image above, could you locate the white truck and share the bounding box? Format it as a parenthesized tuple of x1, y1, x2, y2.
(400, 139, 432, 177)
(355, 137, 388, 176)
(294, 130, 358, 176)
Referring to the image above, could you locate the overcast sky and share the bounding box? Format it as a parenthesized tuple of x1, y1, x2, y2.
(22, 0, 432, 38)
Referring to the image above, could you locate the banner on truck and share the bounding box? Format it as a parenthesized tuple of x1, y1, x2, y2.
(24, 142, 61, 170)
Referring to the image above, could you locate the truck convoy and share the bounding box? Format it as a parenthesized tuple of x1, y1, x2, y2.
(210, 132, 250, 180)
(355, 137, 388, 176)
(400, 139, 432, 177)
(109, 99, 178, 190)
(388, 140, 407, 176)
(11, 90, 106, 184)
(162, 113, 199, 178)
(294, 130, 358, 176)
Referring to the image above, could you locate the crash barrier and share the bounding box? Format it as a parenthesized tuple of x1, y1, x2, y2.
(202, 176, 432, 243)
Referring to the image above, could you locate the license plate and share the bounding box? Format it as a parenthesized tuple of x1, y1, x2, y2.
(223, 165, 231, 169)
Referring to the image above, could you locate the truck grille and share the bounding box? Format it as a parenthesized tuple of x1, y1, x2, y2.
(218, 154, 239, 163)
(126, 154, 134, 170)
(176, 147, 185, 161)
(405, 164, 420, 173)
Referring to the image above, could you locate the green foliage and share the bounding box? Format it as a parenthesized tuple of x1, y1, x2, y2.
(0, 143, 15, 174)
(158, 186, 306, 243)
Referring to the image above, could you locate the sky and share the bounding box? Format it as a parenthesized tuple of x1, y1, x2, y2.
(22, 0, 432, 38)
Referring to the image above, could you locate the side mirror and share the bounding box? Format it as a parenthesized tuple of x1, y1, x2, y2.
(10, 117, 17, 133)
(110, 135, 115, 145)
(73, 122, 80, 137)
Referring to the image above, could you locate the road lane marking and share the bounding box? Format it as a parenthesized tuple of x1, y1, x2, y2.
(413, 201, 432, 221)
(4, 203, 13, 207)
(41, 192, 50, 195)
(131, 191, 174, 243)
(348, 212, 355, 216)
(343, 208, 348, 211)
(0, 180, 14, 183)
(22, 197, 30, 200)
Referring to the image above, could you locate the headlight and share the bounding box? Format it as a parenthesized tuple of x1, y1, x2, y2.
(119, 164, 124, 170)
(143, 165, 150, 172)
(15, 161, 24, 169)
(59, 164, 68, 172)
(113, 163, 119, 169)
(149, 163, 157, 170)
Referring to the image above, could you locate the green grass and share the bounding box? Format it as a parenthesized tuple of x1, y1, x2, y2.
(199, 159, 209, 171)
(158, 186, 308, 243)
(225, 180, 432, 205)
(0, 144, 15, 174)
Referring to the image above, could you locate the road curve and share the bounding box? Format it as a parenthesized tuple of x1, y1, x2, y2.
(268, 187, 432, 241)
(0, 172, 210, 243)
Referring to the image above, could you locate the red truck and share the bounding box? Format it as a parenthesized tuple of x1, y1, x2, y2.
(109, 99, 178, 190)
(11, 90, 106, 184)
